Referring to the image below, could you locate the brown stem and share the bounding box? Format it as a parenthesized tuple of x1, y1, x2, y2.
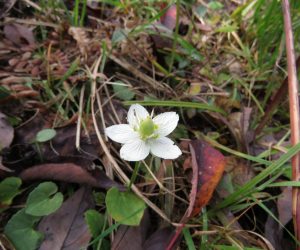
(282, 0, 300, 249)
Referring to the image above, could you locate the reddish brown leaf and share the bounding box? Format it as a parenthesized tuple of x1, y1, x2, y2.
(19, 163, 123, 190)
(38, 187, 93, 250)
(160, 5, 177, 30)
(187, 139, 226, 217)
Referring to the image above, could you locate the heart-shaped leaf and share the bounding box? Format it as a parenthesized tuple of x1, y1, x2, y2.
(25, 182, 63, 216)
(0, 177, 22, 205)
(4, 208, 43, 250)
(85, 209, 105, 238)
(106, 187, 146, 226)
(112, 82, 135, 101)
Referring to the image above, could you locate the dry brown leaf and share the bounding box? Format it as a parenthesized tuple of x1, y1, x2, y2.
(38, 187, 94, 250)
(143, 227, 176, 250)
(187, 139, 226, 217)
(277, 186, 292, 226)
(68, 27, 90, 58)
(160, 4, 177, 30)
(4, 23, 35, 47)
(112, 210, 150, 250)
(19, 163, 123, 190)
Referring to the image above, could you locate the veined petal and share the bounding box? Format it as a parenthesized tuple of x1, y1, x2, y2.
(149, 137, 182, 159)
(105, 124, 139, 143)
(120, 139, 150, 161)
(153, 112, 179, 137)
(127, 104, 149, 128)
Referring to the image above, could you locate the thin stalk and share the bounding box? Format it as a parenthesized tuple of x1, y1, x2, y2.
(127, 162, 141, 191)
(282, 0, 300, 248)
(168, 0, 180, 73)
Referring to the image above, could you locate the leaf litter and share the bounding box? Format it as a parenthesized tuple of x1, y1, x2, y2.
(0, 1, 299, 249)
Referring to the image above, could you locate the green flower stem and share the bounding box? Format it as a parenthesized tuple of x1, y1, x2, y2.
(34, 142, 43, 162)
(127, 161, 141, 191)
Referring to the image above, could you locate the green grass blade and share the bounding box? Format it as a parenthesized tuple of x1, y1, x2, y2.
(203, 136, 270, 165)
(123, 100, 226, 115)
(214, 143, 300, 210)
(182, 228, 196, 250)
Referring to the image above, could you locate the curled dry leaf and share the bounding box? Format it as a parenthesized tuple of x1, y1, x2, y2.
(187, 139, 226, 217)
(38, 187, 94, 250)
(19, 163, 123, 190)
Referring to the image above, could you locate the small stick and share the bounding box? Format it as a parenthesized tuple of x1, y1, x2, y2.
(282, 0, 300, 249)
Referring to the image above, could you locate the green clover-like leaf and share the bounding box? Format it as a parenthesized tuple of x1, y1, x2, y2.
(105, 187, 146, 226)
(25, 182, 63, 216)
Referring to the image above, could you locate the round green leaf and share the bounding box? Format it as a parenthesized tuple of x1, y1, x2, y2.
(105, 187, 146, 226)
(5, 208, 43, 250)
(84, 209, 105, 238)
(112, 82, 135, 101)
(25, 182, 63, 216)
(0, 177, 22, 205)
(35, 128, 56, 142)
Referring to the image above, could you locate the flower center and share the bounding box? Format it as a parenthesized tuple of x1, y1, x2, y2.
(139, 117, 155, 139)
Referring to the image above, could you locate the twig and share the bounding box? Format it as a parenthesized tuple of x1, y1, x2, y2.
(282, 1, 300, 249)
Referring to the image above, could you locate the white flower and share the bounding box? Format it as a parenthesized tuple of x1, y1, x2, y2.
(105, 104, 182, 161)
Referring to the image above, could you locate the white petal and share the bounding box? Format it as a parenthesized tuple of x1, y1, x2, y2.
(150, 137, 182, 159)
(153, 112, 179, 137)
(105, 124, 139, 143)
(120, 139, 150, 161)
(127, 104, 149, 128)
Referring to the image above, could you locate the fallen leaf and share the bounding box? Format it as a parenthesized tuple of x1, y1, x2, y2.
(143, 227, 176, 250)
(14, 113, 103, 166)
(0, 112, 14, 150)
(112, 210, 150, 250)
(160, 4, 177, 30)
(277, 186, 292, 226)
(225, 156, 255, 188)
(265, 207, 284, 250)
(4, 24, 35, 47)
(187, 139, 226, 217)
(19, 163, 124, 190)
(68, 27, 90, 58)
(227, 107, 253, 152)
(38, 187, 94, 250)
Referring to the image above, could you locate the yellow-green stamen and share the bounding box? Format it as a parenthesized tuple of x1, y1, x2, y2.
(139, 117, 155, 139)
